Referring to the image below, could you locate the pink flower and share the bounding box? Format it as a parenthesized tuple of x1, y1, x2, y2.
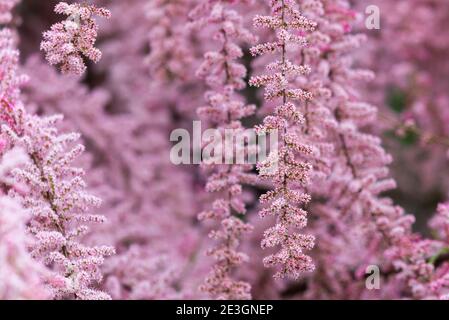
(1, 26, 114, 300)
(0, 0, 19, 24)
(40, 2, 111, 75)
(249, 0, 316, 280)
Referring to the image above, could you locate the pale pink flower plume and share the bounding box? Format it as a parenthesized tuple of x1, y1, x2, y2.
(40, 2, 111, 75)
(0, 0, 448, 301)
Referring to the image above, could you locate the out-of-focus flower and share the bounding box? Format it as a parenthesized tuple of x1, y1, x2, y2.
(0, 148, 50, 300)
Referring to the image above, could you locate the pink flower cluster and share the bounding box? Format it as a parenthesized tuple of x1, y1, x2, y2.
(1, 0, 449, 301)
(2, 112, 115, 299)
(146, 0, 194, 82)
(1, 15, 113, 300)
(191, 0, 257, 299)
(0, 148, 49, 300)
(40, 2, 111, 75)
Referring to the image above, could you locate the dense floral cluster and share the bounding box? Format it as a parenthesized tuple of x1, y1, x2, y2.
(1, 14, 113, 300)
(146, 0, 194, 82)
(0, 148, 49, 300)
(295, 0, 402, 299)
(1, 0, 449, 301)
(191, 0, 257, 299)
(249, 0, 316, 280)
(40, 2, 111, 75)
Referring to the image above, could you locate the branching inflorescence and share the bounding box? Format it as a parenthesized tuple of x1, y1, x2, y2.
(190, 0, 258, 299)
(0, 0, 19, 25)
(0, 147, 50, 300)
(146, 0, 194, 83)
(249, 0, 317, 280)
(27, 0, 206, 299)
(268, 0, 406, 299)
(2, 0, 449, 302)
(1, 25, 114, 300)
(40, 2, 111, 75)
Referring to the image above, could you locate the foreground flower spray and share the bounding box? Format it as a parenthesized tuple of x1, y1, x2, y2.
(41, 2, 110, 75)
(249, 0, 317, 279)
(1, 0, 449, 300)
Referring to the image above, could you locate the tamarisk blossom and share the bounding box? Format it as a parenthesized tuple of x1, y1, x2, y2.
(358, 0, 449, 201)
(40, 2, 111, 75)
(146, 0, 194, 82)
(316, 0, 394, 213)
(369, 200, 449, 300)
(0, 148, 50, 300)
(261, 0, 400, 298)
(353, 0, 449, 298)
(22, 55, 201, 300)
(0, 30, 27, 107)
(0, 0, 19, 24)
(430, 205, 449, 296)
(371, 202, 449, 299)
(190, 0, 258, 299)
(319, 0, 406, 285)
(145, 0, 204, 119)
(24, 1, 207, 297)
(103, 246, 180, 300)
(1, 22, 48, 301)
(0, 196, 50, 299)
(249, 0, 317, 280)
(0, 197, 47, 300)
(1, 26, 114, 300)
